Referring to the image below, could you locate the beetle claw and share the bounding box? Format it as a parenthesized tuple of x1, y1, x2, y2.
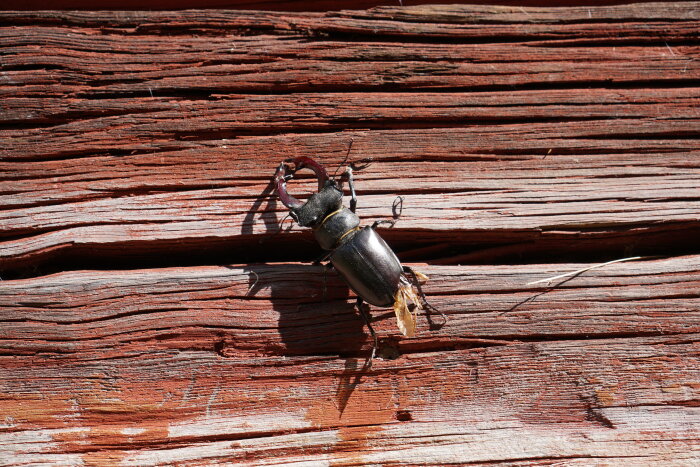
(274, 162, 303, 210)
(274, 156, 332, 210)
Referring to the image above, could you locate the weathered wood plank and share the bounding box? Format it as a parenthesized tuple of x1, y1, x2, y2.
(2, 257, 700, 355)
(2, 111, 699, 268)
(1, 258, 699, 464)
(1, 3, 698, 40)
(4, 137, 700, 270)
(2, 88, 698, 129)
(2, 89, 699, 161)
(1, 2, 699, 464)
(0, 36, 696, 98)
(2, 339, 699, 465)
(3, 0, 691, 12)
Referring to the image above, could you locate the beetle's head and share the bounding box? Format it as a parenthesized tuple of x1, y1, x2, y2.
(274, 157, 343, 227)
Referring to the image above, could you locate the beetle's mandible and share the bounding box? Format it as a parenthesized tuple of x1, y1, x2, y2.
(273, 153, 444, 359)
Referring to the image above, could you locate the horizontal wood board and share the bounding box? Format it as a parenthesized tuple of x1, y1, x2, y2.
(1, 3, 699, 465)
(3, 0, 691, 12)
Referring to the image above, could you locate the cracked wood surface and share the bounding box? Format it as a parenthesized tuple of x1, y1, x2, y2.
(1, 3, 700, 465)
(2, 259, 700, 465)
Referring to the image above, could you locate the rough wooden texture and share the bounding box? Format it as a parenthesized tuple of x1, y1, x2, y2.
(3, 0, 685, 12)
(2, 259, 700, 464)
(1, 3, 699, 465)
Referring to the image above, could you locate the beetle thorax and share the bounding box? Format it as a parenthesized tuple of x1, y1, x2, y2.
(287, 180, 360, 249)
(289, 182, 343, 227)
(313, 207, 360, 250)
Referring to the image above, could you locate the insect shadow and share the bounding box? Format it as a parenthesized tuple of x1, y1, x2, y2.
(242, 263, 374, 417)
(241, 179, 375, 417)
(240, 179, 280, 240)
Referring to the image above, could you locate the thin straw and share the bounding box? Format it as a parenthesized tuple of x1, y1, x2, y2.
(527, 256, 643, 286)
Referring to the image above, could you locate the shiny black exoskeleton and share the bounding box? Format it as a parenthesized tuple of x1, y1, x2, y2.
(274, 155, 442, 359)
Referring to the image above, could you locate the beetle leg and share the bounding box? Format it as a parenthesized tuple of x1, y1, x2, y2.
(403, 266, 447, 328)
(313, 255, 334, 301)
(371, 219, 396, 229)
(320, 262, 334, 301)
(312, 251, 332, 266)
(356, 297, 378, 361)
(343, 166, 358, 213)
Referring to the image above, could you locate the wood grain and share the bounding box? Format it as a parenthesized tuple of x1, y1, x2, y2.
(1, 3, 699, 465)
(3, 0, 686, 12)
(2, 258, 700, 464)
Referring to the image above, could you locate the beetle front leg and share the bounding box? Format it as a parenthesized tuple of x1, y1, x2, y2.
(371, 219, 396, 229)
(355, 297, 378, 361)
(343, 166, 358, 213)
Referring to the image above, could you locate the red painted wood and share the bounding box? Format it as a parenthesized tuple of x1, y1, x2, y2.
(0, 0, 690, 11)
(1, 3, 699, 464)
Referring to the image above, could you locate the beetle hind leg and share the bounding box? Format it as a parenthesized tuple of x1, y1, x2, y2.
(355, 297, 378, 362)
(317, 261, 334, 302)
(402, 266, 447, 329)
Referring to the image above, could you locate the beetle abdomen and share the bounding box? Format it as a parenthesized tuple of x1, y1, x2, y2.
(330, 227, 403, 307)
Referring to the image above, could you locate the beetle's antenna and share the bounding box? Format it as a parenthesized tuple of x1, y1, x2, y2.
(333, 138, 354, 180)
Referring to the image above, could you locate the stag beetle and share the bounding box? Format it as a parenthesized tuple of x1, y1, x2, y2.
(273, 152, 444, 359)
